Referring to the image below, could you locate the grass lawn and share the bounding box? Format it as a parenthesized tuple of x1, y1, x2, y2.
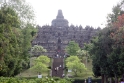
(16, 57, 49, 78)
(16, 68, 48, 77)
(16, 56, 98, 79)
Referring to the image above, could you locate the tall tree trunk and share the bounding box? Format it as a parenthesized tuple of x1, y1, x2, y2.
(114, 73, 118, 83)
(104, 75, 109, 83)
(104, 75, 106, 83)
(101, 74, 104, 83)
(106, 76, 109, 83)
(109, 77, 112, 83)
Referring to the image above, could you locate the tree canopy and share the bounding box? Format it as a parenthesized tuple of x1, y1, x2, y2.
(66, 56, 87, 76)
(65, 41, 80, 56)
(31, 56, 50, 74)
(89, 1, 124, 83)
(0, 0, 37, 76)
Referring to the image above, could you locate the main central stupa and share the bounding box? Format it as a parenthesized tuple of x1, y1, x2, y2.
(51, 10, 68, 27)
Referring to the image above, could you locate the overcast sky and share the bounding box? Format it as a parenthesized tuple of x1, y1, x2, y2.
(26, 0, 120, 28)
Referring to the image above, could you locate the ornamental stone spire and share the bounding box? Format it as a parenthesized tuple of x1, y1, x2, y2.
(52, 9, 68, 27)
(56, 10, 64, 19)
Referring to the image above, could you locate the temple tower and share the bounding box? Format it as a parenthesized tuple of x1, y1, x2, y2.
(32, 10, 100, 57)
(52, 9, 68, 27)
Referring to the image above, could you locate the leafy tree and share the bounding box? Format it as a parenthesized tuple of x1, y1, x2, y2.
(31, 45, 47, 57)
(20, 27, 33, 69)
(0, 6, 21, 76)
(6, 0, 37, 70)
(89, 37, 101, 77)
(112, 14, 124, 29)
(107, 1, 124, 81)
(7, 0, 35, 27)
(66, 56, 80, 62)
(66, 56, 87, 76)
(31, 56, 50, 74)
(91, 1, 124, 82)
(90, 27, 116, 83)
(0, 0, 36, 76)
(77, 49, 85, 58)
(65, 41, 80, 56)
(90, 26, 124, 83)
(77, 49, 89, 68)
(110, 26, 124, 79)
(106, 2, 122, 27)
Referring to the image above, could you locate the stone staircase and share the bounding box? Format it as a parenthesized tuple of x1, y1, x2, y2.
(52, 57, 64, 78)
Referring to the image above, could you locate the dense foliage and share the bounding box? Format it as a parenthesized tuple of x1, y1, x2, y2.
(65, 41, 80, 56)
(88, 0, 124, 83)
(66, 56, 87, 76)
(31, 56, 50, 75)
(0, 77, 72, 83)
(31, 45, 47, 57)
(7, 0, 35, 27)
(0, 0, 37, 76)
(0, 7, 21, 76)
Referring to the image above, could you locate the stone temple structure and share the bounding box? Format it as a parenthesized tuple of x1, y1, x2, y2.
(32, 9, 100, 57)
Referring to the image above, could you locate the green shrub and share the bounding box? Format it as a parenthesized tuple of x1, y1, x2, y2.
(0, 77, 72, 83)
